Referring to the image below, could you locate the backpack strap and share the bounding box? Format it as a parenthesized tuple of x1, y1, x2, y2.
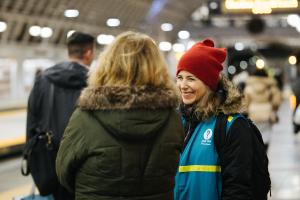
(214, 113, 241, 163)
(214, 114, 227, 162)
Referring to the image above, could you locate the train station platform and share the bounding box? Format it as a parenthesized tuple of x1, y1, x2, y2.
(0, 100, 299, 199)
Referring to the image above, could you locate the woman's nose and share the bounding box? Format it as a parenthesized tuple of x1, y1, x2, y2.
(180, 80, 188, 90)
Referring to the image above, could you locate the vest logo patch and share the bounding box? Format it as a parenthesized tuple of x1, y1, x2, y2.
(201, 129, 213, 145)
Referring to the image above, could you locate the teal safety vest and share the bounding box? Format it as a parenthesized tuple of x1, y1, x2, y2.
(174, 115, 239, 200)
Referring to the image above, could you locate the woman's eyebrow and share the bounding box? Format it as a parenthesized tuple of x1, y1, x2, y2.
(186, 75, 195, 78)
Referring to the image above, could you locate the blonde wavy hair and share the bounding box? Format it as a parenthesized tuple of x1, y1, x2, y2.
(89, 31, 175, 89)
(193, 75, 244, 121)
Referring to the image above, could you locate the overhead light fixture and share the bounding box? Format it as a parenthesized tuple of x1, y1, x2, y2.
(252, 7, 272, 14)
(192, 6, 209, 21)
(287, 14, 300, 27)
(67, 30, 76, 38)
(256, 59, 265, 69)
(240, 61, 248, 69)
(161, 23, 173, 31)
(225, 0, 298, 14)
(172, 43, 185, 52)
(0, 21, 7, 32)
(29, 25, 53, 38)
(159, 41, 172, 51)
(209, 1, 219, 10)
(40, 27, 53, 38)
(97, 34, 115, 45)
(64, 9, 79, 18)
(289, 55, 297, 65)
(106, 18, 120, 27)
(178, 30, 190, 40)
(234, 42, 244, 51)
(29, 25, 41, 37)
(228, 65, 237, 75)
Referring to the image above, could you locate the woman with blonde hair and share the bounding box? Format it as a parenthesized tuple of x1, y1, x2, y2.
(56, 31, 184, 200)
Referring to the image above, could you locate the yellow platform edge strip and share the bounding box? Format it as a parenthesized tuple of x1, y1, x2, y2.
(0, 109, 26, 117)
(0, 135, 25, 149)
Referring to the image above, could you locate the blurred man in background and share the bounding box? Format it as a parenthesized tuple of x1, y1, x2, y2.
(26, 32, 95, 200)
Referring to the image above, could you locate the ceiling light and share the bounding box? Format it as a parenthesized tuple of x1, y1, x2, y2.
(97, 34, 115, 45)
(252, 7, 272, 14)
(289, 56, 297, 65)
(29, 25, 41, 37)
(0, 21, 7, 32)
(192, 6, 209, 21)
(287, 14, 300, 27)
(209, 2, 218, 10)
(240, 61, 248, 69)
(225, 0, 298, 13)
(159, 41, 172, 51)
(172, 43, 185, 52)
(106, 18, 120, 27)
(228, 65, 237, 75)
(178, 30, 190, 40)
(256, 59, 265, 69)
(161, 23, 173, 31)
(67, 30, 76, 38)
(234, 42, 244, 51)
(64, 9, 79, 18)
(40, 27, 53, 38)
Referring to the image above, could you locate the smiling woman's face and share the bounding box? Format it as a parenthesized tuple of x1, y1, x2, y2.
(176, 70, 207, 105)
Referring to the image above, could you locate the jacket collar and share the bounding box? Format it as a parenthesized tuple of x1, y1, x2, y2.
(78, 85, 179, 110)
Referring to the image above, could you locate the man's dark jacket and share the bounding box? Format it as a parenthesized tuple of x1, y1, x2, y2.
(26, 61, 88, 200)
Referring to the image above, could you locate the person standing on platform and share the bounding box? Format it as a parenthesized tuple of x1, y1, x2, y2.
(174, 39, 255, 200)
(26, 32, 95, 200)
(56, 31, 184, 200)
(244, 68, 282, 150)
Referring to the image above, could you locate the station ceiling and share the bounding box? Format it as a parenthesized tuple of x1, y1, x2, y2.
(0, 0, 203, 45)
(0, 0, 299, 56)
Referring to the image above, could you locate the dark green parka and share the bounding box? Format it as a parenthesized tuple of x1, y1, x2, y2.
(56, 85, 185, 200)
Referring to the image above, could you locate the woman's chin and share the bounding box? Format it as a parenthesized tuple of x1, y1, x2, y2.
(182, 98, 195, 105)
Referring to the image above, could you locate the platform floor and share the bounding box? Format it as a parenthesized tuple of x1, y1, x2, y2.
(0, 100, 300, 199)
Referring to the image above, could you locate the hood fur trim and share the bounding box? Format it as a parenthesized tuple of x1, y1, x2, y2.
(220, 79, 245, 115)
(79, 85, 180, 110)
(191, 76, 245, 121)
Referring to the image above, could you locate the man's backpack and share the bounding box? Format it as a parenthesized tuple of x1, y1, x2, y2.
(21, 83, 58, 196)
(214, 114, 271, 200)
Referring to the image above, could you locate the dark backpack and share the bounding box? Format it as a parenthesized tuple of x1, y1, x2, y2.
(21, 83, 58, 196)
(214, 114, 271, 200)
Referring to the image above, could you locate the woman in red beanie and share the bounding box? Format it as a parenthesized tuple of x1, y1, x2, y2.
(174, 39, 259, 200)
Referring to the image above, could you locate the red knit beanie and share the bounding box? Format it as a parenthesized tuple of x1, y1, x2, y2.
(176, 39, 227, 91)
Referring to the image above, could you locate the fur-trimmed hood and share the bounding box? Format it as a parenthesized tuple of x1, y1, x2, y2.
(187, 76, 245, 121)
(79, 85, 179, 110)
(219, 77, 245, 115)
(78, 85, 180, 140)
